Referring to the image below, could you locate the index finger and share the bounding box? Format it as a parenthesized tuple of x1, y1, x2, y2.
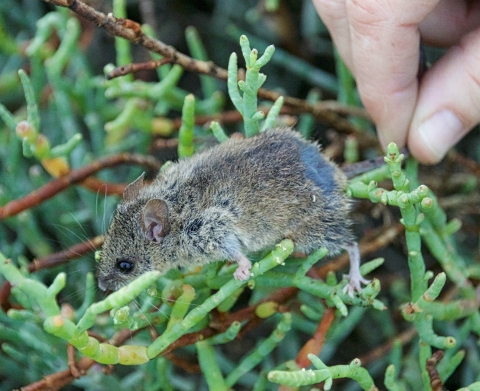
(346, 0, 440, 148)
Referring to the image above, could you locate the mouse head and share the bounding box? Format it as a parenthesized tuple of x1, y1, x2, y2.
(96, 173, 172, 291)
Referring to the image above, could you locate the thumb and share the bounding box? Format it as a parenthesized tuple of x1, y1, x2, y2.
(408, 29, 480, 164)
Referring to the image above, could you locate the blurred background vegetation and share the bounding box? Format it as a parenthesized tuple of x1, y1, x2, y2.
(0, 0, 480, 390)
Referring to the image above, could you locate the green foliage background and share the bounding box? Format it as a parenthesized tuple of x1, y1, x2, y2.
(0, 1, 480, 390)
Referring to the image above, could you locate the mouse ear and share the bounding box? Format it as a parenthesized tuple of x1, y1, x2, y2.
(123, 173, 145, 202)
(141, 199, 170, 243)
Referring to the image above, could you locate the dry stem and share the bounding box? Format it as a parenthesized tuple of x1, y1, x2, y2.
(28, 235, 104, 272)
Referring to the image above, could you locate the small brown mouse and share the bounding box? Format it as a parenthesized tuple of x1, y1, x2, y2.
(97, 128, 370, 295)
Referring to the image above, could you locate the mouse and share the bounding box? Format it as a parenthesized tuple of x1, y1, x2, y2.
(97, 128, 371, 295)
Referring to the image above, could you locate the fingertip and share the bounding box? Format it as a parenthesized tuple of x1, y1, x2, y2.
(377, 124, 407, 153)
(407, 127, 443, 165)
(408, 109, 465, 165)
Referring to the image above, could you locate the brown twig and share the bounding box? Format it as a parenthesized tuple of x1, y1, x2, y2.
(43, 0, 371, 137)
(28, 235, 104, 273)
(426, 350, 445, 391)
(18, 357, 96, 391)
(0, 281, 12, 312)
(81, 177, 127, 195)
(67, 343, 83, 378)
(0, 153, 160, 220)
(106, 57, 174, 79)
(295, 307, 336, 368)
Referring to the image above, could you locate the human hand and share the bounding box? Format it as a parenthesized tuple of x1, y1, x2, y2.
(312, 0, 480, 164)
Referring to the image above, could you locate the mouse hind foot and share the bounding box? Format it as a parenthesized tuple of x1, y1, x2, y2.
(342, 242, 370, 296)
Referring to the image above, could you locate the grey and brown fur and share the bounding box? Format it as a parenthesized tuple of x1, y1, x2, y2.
(97, 128, 368, 294)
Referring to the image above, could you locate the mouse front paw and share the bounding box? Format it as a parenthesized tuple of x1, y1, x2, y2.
(234, 267, 251, 280)
(233, 254, 252, 281)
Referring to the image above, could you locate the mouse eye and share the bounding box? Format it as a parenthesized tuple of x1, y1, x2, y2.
(116, 258, 134, 274)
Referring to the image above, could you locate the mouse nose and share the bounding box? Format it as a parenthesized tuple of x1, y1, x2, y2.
(98, 278, 108, 291)
(97, 275, 116, 292)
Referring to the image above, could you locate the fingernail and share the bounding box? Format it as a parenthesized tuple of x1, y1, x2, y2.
(417, 110, 464, 160)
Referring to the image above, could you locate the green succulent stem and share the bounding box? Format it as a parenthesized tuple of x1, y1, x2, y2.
(178, 94, 196, 158)
(260, 96, 284, 132)
(268, 355, 376, 390)
(196, 340, 228, 391)
(225, 313, 292, 387)
(210, 121, 229, 143)
(227, 35, 275, 137)
(18, 70, 40, 132)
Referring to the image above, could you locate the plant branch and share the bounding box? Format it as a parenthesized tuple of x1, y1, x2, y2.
(426, 350, 445, 391)
(106, 57, 174, 79)
(28, 235, 104, 272)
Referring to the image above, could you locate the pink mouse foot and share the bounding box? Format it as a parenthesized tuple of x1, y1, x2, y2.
(233, 254, 252, 281)
(342, 242, 370, 297)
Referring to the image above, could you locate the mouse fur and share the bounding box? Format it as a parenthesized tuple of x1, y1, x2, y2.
(97, 128, 368, 294)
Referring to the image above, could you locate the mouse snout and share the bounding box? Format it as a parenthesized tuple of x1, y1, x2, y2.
(97, 270, 124, 292)
(97, 277, 109, 292)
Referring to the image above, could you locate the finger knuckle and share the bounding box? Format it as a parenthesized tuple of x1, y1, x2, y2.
(347, 0, 390, 32)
